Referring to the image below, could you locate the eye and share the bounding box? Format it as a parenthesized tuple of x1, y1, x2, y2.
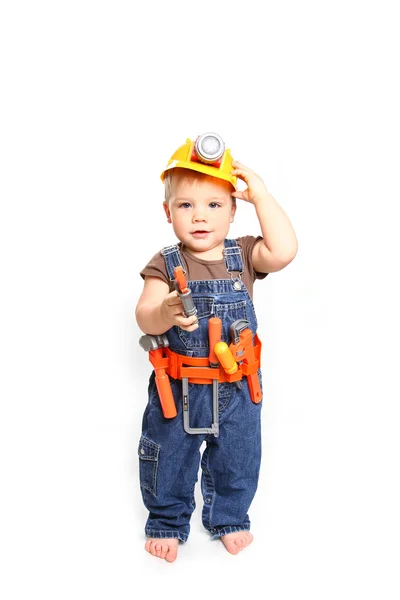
(209, 202, 221, 209)
(178, 202, 192, 209)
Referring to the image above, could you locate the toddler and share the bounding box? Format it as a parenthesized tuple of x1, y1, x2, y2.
(136, 133, 297, 562)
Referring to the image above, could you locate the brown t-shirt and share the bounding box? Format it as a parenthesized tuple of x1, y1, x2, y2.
(140, 236, 268, 300)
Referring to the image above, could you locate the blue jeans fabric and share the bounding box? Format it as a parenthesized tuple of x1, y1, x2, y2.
(138, 239, 263, 541)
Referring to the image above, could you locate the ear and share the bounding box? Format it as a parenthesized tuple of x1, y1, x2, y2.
(230, 198, 237, 223)
(163, 201, 172, 223)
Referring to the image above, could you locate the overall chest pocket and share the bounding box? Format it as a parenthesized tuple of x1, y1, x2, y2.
(178, 299, 248, 349)
(192, 297, 214, 320)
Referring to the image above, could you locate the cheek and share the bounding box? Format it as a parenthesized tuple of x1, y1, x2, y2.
(171, 212, 186, 227)
(219, 208, 234, 223)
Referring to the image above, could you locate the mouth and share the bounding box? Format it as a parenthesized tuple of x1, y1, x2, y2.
(191, 230, 210, 238)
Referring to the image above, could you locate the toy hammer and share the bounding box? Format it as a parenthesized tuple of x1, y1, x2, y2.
(139, 334, 177, 418)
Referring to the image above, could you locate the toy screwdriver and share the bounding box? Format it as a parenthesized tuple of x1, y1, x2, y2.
(214, 341, 242, 390)
(173, 266, 198, 324)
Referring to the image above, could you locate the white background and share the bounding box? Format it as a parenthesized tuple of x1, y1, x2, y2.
(1, 1, 399, 598)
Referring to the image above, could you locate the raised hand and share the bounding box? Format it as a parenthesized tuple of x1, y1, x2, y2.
(231, 161, 269, 206)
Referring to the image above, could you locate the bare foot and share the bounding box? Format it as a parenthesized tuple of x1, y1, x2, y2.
(220, 531, 253, 555)
(145, 537, 179, 562)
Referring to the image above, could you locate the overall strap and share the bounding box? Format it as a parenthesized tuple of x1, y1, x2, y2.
(160, 244, 185, 281)
(223, 238, 244, 276)
(160, 239, 244, 280)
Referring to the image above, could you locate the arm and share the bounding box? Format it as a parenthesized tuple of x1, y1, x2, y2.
(232, 161, 298, 273)
(135, 276, 199, 335)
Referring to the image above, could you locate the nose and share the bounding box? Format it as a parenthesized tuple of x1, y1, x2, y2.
(192, 209, 207, 223)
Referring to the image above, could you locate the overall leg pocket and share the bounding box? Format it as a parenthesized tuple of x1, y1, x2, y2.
(138, 435, 160, 497)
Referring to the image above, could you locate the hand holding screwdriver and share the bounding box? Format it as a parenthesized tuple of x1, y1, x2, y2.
(173, 266, 198, 327)
(159, 291, 199, 331)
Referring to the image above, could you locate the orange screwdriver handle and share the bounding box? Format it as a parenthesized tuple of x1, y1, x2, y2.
(214, 342, 238, 375)
(208, 317, 222, 365)
(174, 266, 188, 294)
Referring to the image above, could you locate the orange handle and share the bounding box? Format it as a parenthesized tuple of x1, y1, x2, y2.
(214, 342, 238, 375)
(208, 317, 222, 365)
(174, 266, 188, 294)
(248, 373, 263, 404)
(154, 368, 177, 418)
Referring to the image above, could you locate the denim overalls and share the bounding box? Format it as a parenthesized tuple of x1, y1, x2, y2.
(138, 239, 263, 542)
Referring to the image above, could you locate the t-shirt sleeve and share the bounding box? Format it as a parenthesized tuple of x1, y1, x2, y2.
(237, 235, 269, 282)
(140, 251, 170, 286)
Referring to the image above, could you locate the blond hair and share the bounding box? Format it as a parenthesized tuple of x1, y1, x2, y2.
(163, 168, 235, 205)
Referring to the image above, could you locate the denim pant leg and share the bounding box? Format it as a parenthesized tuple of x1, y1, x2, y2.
(201, 377, 262, 539)
(139, 374, 205, 542)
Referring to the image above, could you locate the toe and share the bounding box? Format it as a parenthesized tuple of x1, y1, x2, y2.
(221, 531, 253, 555)
(160, 544, 169, 559)
(242, 532, 253, 547)
(150, 542, 158, 557)
(223, 538, 241, 555)
(165, 544, 178, 563)
(228, 541, 241, 555)
(145, 538, 178, 561)
(237, 537, 246, 551)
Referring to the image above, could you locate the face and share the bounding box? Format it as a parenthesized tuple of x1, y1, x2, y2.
(163, 175, 236, 256)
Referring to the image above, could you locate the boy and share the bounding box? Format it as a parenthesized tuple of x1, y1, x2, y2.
(136, 133, 297, 562)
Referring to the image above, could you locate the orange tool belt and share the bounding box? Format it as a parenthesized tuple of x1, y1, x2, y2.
(160, 336, 261, 385)
(147, 330, 262, 418)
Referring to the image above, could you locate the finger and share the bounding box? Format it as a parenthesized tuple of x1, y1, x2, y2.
(231, 170, 251, 185)
(232, 160, 254, 172)
(180, 321, 199, 332)
(170, 303, 186, 315)
(231, 191, 246, 200)
(232, 191, 252, 203)
(231, 168, 251, 179)
(177, 314, 198, 325)
(168, 302, 184, 312)
(165, 290, 180, 302)
(166, 297, 184, 307)
(175, 314, 198, 327)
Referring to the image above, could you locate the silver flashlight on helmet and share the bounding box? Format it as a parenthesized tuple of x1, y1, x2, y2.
(192, 132, 225, 165)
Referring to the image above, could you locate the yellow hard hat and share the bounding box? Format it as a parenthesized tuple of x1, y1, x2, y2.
(160, 132, 237, 190)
